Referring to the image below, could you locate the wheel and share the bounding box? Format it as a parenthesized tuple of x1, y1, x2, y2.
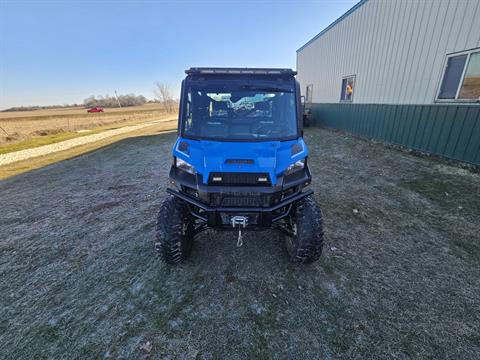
(285, 196, 324, 263)
(303, 114, 310, 127)
(155, 195, 195, 264)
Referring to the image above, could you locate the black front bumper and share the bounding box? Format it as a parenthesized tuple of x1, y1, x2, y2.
(167, 166, 313, 228)
(167, 187, 312, 226)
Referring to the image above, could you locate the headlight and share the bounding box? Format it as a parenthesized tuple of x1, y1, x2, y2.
(175, 157, 195, 174)
(285, 158, 305, 175)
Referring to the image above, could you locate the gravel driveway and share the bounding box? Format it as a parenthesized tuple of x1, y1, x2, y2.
(1, 127, 479, 359)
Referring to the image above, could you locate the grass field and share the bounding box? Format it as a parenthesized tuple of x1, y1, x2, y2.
(0, 103, 173, 148)
(0, 120, 177, 180)
(1, 127, 479, 359)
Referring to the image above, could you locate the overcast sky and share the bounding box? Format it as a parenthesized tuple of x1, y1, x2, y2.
(0, 0, 358, 109)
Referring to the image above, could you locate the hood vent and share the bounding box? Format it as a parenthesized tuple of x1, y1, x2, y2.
(225, 159, 254, 165)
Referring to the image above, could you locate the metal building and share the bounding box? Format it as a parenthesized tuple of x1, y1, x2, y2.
(297, 0, 480, 165)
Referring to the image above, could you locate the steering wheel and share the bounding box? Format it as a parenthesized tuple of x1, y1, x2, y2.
(252, 122, 274, 137)
(232, 107, 257, 119)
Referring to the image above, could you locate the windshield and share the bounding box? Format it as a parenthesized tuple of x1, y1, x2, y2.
(181, 79, 298, 141)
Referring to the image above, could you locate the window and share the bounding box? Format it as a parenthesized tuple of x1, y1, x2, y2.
(182, 79, 298, 141)
(305, 84, 313, 103)
(340, 76, 355, 102)
(437, 49, 480, 101)
(459, 52, 480, 99)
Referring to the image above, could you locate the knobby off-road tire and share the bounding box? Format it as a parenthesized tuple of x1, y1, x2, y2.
(285, 196, 324, 264)
(155, 195, 195, 264)
(303, 114, 311, 127)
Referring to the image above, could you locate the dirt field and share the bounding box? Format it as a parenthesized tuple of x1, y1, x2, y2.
(0, 103, 171, 145)
(1, 127, 479, 359)
(0, 104, 167, 120)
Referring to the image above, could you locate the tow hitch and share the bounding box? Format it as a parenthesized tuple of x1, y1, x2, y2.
(231, 216, 248, 247)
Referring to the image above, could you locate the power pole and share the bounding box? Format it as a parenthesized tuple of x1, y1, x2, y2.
(114, 90, 122, 108)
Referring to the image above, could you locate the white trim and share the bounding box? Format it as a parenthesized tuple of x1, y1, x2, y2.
(455, 52, 470, 99)
(306, 84, 313, 103)
(435, 99, 480, 103)
(434, 55, 450, 102)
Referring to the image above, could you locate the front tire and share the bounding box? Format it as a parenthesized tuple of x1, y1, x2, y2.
(285, 197, 324, 264)
(155, 195, 195, 264)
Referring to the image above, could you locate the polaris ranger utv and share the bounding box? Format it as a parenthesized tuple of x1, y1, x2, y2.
(156, 68, 324, 264)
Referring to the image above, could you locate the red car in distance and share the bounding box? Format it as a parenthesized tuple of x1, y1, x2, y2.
(87, 107, 104, 113)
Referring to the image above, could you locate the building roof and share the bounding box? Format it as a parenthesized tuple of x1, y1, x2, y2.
(297, 0, 368, 53)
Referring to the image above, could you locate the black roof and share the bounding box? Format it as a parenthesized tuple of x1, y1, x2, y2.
(185, 67, 297, 76)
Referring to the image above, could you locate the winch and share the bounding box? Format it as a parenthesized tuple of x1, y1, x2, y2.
(230, 215, 248, 247)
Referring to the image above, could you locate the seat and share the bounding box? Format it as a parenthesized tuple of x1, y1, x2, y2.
(200, 100, 229, 137)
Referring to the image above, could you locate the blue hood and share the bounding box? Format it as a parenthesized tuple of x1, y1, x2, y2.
(172, 137, 308, 185)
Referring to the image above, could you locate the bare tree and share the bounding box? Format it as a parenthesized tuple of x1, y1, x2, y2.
(154, 82, 175, 112)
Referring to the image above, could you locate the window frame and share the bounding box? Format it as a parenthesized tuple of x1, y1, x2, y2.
(340, 75, 356, 103)
(435, 48, 480, 103)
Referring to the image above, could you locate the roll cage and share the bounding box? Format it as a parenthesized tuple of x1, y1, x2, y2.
(178, 68, 304, 142)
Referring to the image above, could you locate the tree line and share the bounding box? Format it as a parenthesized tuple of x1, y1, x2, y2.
(84, 84, 177, 112)
(83, 94, 147, 108)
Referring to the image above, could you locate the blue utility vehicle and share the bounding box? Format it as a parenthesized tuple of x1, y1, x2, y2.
(156, 68, 324, 264)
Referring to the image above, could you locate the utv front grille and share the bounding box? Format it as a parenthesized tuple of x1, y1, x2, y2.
(221, 196, 260, 207)
(209, 192, 272, 207)
(208, 172, 271, 186)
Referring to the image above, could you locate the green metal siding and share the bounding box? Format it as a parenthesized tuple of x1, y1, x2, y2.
(310, 103, 480, 165)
